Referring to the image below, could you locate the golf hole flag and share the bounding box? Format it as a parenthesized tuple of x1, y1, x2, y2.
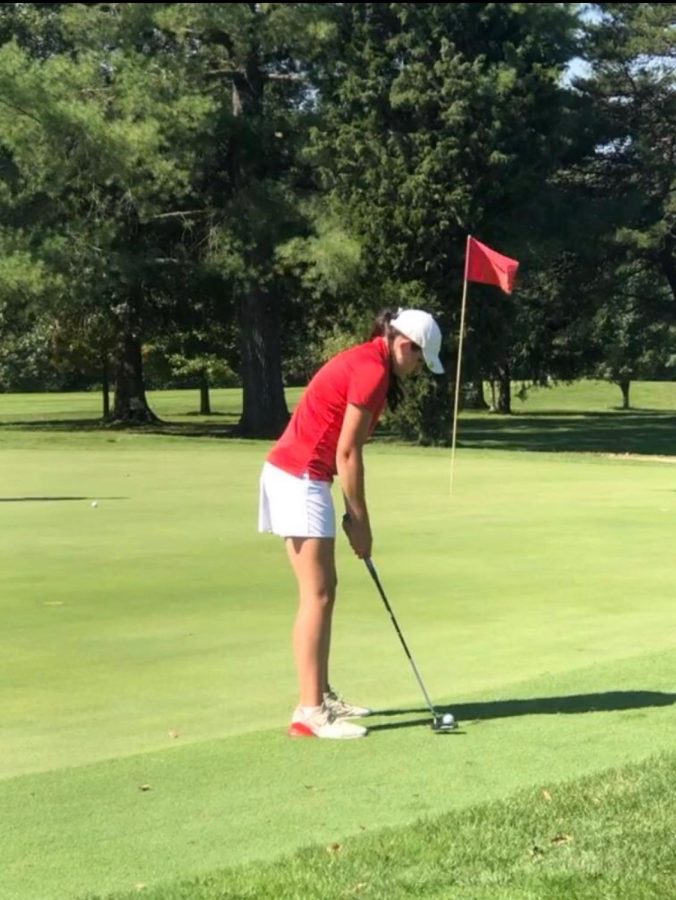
(465, 236, 520, 294)
(450, 235, 520, 495)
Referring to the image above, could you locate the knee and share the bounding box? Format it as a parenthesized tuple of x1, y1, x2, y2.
(318, 579, 337, 607)
(307, 575, 337, 609)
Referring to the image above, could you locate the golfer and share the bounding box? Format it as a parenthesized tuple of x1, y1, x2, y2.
(259, 309, 444, 738)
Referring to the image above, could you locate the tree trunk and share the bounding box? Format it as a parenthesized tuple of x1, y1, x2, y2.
(462, 379, 489, 410)
(489, 380, 498, 411)
(199, 370, 211, 415)
(101, 353, 110, 419)
(238, 288, 289, 438)
(618, 378, 631, 410)
(659, 228, 676, 314)
(230, 59, 289, 439)
(496, 365, 512, 414)
(111, 310, 158, 424)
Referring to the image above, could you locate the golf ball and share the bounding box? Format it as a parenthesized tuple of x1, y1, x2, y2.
(442, 713, 455, 726)
(91, 501, 98, 508)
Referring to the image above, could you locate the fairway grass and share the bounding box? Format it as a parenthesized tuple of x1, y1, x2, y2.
(1, 385, 675, 899)
(0, 379, 673, 425)
(93, 749, 676, 900)
(4, 651, 676, 900)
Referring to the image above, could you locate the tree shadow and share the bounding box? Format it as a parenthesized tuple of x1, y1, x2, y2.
(0, 418, 241, 438)
(456, 411, 676, 456)
(2, 409, 674, 454)
(0, 418, 107, 432)
(143, 422, 240, 439)
(0, 496, 127, 502)
(368, 689, 676, 733)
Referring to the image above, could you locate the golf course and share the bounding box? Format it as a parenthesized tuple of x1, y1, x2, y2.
(2, 381, 676, 899)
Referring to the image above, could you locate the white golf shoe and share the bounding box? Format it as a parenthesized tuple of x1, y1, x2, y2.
(288, 703, 367, 739)
(323, 688, 372, 719)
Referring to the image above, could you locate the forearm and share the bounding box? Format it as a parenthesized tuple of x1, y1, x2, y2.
(336, 447, 368, 524)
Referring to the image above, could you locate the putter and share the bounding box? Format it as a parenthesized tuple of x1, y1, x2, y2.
(363, 556, 457, 734)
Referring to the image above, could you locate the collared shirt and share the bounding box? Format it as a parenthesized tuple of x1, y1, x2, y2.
(267, 337, 390, 482)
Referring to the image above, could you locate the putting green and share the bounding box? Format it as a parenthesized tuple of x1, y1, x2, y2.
(1, 417, 675, 898)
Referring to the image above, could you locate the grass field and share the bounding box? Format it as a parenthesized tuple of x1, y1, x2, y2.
(1, 382, 675, 899)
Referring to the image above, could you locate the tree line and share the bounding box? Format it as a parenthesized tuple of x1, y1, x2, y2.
(0, 3, 674, 438)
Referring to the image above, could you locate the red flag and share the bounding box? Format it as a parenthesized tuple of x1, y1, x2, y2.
(465, 237, 519, 294)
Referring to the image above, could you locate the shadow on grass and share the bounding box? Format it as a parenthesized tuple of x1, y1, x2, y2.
(456, 411, 676, 456)
(369, 689, 676, 733)
(0, 418, 240, 438)
(1, 409, 674, 455)
(0, 496, 127, 502)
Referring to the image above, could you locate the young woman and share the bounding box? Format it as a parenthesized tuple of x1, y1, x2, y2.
(259, 309, 443, 739)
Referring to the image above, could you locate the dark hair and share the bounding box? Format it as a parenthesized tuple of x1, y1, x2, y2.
(370, 308, 404, 411)
(370, 308, 397, 339)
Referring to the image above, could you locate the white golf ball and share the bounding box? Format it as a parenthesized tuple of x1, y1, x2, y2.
(442, 713, 455, 726)
(91, 501, 98, 508)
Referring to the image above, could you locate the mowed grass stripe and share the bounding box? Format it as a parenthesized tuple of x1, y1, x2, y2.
(93, 749, 676, 900)
(0, 383, 674, 899)
(2, 439, 675, 779)
(3, 648, 676, 900)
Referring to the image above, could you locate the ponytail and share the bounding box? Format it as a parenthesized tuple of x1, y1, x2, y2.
(370, 308, 403, 411)
(369, 308, 397, 339)
(387, 371, 404, 412)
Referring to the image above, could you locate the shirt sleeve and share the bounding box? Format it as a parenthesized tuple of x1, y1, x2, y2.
(346, 361, 388, 413)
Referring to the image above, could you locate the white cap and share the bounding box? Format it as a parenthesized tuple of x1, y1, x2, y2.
(389, 309, 444, 374)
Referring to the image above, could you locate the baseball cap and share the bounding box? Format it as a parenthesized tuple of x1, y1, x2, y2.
(389, 309, 444, 374)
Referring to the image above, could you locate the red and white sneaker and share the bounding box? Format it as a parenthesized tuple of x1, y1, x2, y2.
(323, 688, 372, 719)
(288, 703, 367, 739)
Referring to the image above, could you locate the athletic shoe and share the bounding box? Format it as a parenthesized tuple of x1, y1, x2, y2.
(323, 688, 372, 718)
(288, 703, 367, 739)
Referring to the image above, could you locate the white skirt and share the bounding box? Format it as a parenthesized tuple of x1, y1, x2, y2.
(258, 462, 336, 538)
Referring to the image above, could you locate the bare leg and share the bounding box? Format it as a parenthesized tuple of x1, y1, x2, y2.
(286, 537, 337, 707)
(320, 609, 332, 695)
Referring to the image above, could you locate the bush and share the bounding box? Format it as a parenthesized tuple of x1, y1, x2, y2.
(385, 372, 452, 445)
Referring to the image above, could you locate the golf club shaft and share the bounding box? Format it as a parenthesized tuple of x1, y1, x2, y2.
(364, 557, 437, 718)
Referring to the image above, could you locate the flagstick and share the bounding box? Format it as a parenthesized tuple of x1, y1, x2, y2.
(450, 235, 471, 496)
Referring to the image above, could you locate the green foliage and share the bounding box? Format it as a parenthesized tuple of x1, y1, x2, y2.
(385, 370, 452, 445)
(0, 2, 672, 435)
(0, 317, 57, 391)
(277, 208, 363, 301)
(0, 244, 52, 301)
(591, 271, 676, 390)
(143, 342, 239, 390)
(576, 3, 676, 310)
(311, 2, 588, 429)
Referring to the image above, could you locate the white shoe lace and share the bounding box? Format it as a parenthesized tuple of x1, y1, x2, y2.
(325, 689, 366, 716)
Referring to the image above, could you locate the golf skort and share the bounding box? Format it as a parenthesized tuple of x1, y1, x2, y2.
(258, 462, 335, 538)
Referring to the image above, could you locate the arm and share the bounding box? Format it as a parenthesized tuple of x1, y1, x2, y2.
(336, 402, 373, 559)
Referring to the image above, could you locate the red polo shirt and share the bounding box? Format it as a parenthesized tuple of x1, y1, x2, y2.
(267, 337, 390, 482)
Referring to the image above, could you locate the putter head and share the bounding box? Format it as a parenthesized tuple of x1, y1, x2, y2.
(432, 714, 458, 733)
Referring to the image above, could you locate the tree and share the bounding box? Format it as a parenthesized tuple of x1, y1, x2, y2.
(311, 2, 588, 426)
(0, 5, 344, 432)
(154, 3, 339, 437)
(144, 320, 240, 416)
(0, 9, 219, 422)
(588, 258, 675, 408)
(577, 3, 676, 314)
(0, 245, 58, 391)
